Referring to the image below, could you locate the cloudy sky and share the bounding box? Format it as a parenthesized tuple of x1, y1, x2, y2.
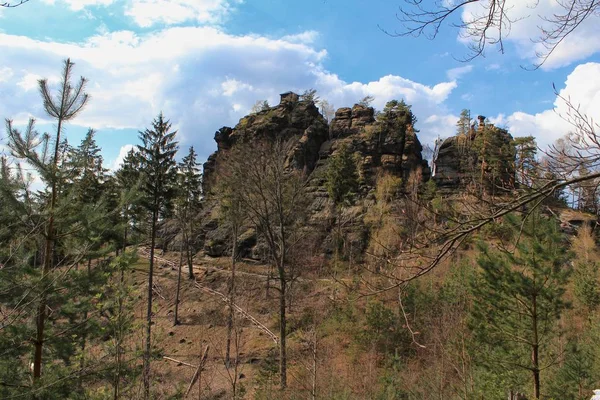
(1, 0, 599, 171)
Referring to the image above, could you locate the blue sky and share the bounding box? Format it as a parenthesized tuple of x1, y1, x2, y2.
(1, 0, 600, 173)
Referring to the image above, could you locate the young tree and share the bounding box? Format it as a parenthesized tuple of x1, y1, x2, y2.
(173, 146, 202, 326)
(137, 113, 178, 399)
(12, 58, 90, 380)
(225, 140, 308, 389)
(214, 165, 246, 367)
(179, 146, 202, 279)
(115, 148, 144, 250)
(469, 213, 571, 399)
(1, 61, 123, 398)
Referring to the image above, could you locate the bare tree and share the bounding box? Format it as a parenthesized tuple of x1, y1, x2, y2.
(318, 99, 335, 123)
(214, 162, 246, 367)
(388, 0, 600, 67)
(224, 140, 308, 389)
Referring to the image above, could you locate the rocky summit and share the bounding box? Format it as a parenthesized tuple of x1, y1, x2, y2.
(202, 92, 432, 260)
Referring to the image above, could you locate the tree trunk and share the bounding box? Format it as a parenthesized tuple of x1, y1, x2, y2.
(79, 258, 92, 389)
(174, 239, 184, 326)
(532, 294, 540, 399)
(185, 227, 194, 280)
(114, 268, 125, 400)
(311, 326, 317, 400)
(143, 208, 158, 400)
(225, 226, 237, 367)
(33, 116, 64, 380)
(278, 262, 287, 389)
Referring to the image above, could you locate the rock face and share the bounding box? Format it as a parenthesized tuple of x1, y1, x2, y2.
(433, 117, 515, 191)
(201, 93, 432, 260)
(203, 93, 329, 193)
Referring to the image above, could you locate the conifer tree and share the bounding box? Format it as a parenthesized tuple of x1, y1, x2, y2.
(179, 146, 202, 279)
(325, 144, 359, 205)
(514, 136, 538, 187)
(173, 146, 201, 326)
(4, 58, 90, 380)
(137, 113, 178, 399)
(470, 213, 571, 399)
(456, 109, 471, 137)
(115, 148, 144, 249)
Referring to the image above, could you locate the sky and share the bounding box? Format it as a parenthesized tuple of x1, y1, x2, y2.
(1, 0, 600, 173)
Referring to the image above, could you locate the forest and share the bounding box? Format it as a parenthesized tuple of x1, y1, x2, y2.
(2, 1, 600, 400)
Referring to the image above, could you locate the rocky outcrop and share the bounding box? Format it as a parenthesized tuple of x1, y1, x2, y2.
(433, 117, 515, 191)
(201, 93, 432, 260)
(323, 104, 431, 188)
(203, 93, 329, 194)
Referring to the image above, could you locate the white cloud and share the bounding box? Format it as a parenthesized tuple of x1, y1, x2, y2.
(496, 62, 600, 150)
(110, 144, 135, 170)
(0, 67, 13, 83)
(281, 31, 319, 44)
(460, 0, 600, 69)
(0, 26, 458, 161)
(125, 0, 241, 27)
(41, 0, 117, 11)
(446, 65, 473, 81)
(17, 73, 42, 91)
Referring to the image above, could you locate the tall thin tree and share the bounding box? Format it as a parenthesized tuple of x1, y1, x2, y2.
(34, 58, 89, 379)
(137, 113, 178, 399)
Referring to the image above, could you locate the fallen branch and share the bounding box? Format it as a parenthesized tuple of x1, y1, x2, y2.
(163, 356, 197, 368)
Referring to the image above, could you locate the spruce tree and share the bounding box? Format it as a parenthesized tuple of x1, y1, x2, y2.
(178, 146, 202, 279)
(115, 148, 144, 250)
(137, 113, 178, 399)
(173, 146, 202, 326)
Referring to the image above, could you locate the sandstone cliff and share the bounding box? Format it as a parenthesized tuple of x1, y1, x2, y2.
(201, 93, 431, 260)
(433, 116, 515, 192)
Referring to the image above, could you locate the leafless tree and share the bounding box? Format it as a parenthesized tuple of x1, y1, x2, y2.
(223, 139, 308, 389)
(388, 0, 600, 68)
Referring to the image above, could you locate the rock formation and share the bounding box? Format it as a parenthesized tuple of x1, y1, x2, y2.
(201, 93, 439, 260)
(433, 116, 515, 192)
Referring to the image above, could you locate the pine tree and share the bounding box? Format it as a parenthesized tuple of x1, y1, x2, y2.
(456, 109, 471, 137)
(137, 113, 178, 399)
(514, 136, 538, 187)
(470, 213, 571, 399)
(325, 144, 359, 205)
(4, 58, 89, 382)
